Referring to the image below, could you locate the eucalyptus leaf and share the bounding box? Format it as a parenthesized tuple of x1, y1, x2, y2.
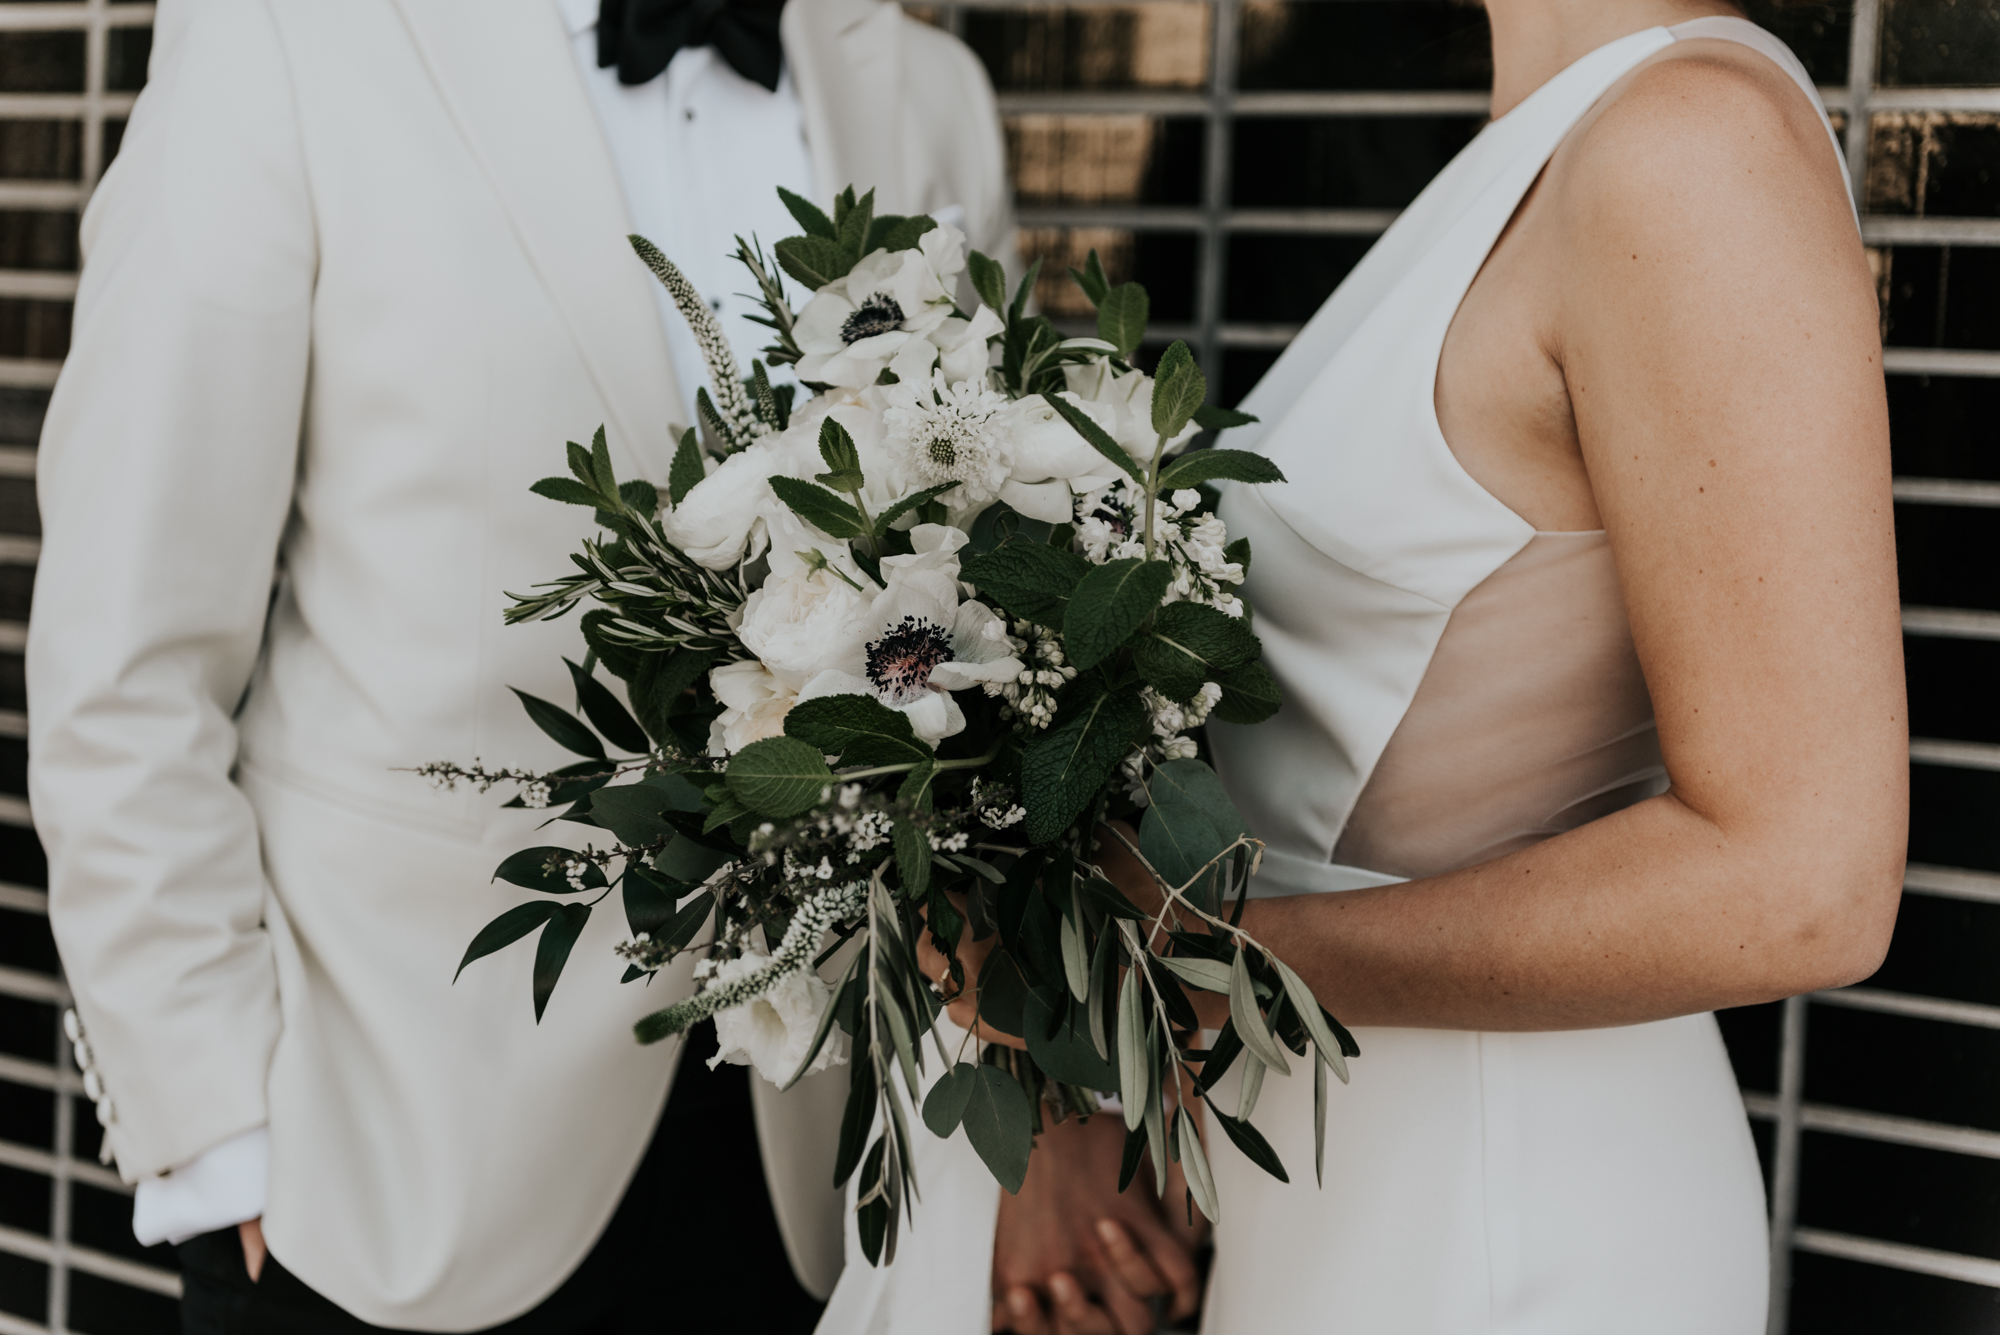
(1140, 799, 1225, 900)
(923, 1061, 981, 1137)
(976, 948, 1029, 1039)
(963, 1064, 1035, 1194)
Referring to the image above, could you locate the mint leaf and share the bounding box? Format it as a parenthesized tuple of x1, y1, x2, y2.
(968, 250, 1008, 315)
(767, 475, 870, 539)
(1021, 685, 1148, 842)
(1096, 282, 1148, 359)
(1037, 390, 1145, 484)
(1193, 403, 1259, 431)
(777, 187, 837, 239)
(1131, 601, 1260, 701)
(668, 428, 705, 506)
(784, 693, 934, 769)
(1157, 448, 1286, 490)
(725, 736, 834, 818)
(1063, 558, 1173, 672)
(961, 543, 1090, 627)
(774, 235, 855, 289)
(1212, 660, 1282, 725)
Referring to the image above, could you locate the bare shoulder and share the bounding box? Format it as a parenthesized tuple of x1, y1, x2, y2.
(1551, 41, 1853, 254)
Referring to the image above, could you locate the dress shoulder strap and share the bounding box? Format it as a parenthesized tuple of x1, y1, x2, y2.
(1664, 15, 1856, 216)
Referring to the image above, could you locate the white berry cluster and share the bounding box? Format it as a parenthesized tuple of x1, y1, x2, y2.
(994, 620, 1076, 729)
(1122, 681, 1226, 802)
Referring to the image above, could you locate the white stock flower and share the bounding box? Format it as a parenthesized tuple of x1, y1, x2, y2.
(996, 393, 1127, 523)
(793, 227, 968, 389)
(1063, 361, 1199, 467)
(706, 952, 844, 1084)
(798, 525, 1024, 745)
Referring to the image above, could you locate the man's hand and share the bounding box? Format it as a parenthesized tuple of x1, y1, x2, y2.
(990, 1110, 1202, 1335)
(239, 1217, 266, 1282)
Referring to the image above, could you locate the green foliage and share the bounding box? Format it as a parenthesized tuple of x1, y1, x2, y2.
(1020, 685, 1148, 841)
(975, 949, 1030, 1037)
(1156, 448, 1287, 491)
(1025, 989, 1118, 1088)
(724, 736, 834, 818)
(1192, 403, 1259, 431)
(587, 783, 679, 846)
(818, 416, 862, 476)
(620, 865, 679, 936)
(454, 901, 560, 981)
(961, 1064, 1034, 1194)
(494, 847, 607, 895)
(865, 214, 936, 254)
(967, 250, 1008, 314)
(1212, 660, 1283, 725)
(785, 693, 935, 769)
(532, 903, 591, 1023)
(1096, 283, 1148, 360)
(751, 361, 788, 432)
(767, 475, 870, 540)
(777, 187, 836, 239)
(922, 1061, 980, 1137)
(774, 235, 854, 289)
(1069, 249, 1110, 306)
(565, 658, 650, 754)
(960, 543, 1089, 627)
(1132, 601, 1260, 701)
(892, 818, 931, 898)
(1149, 340, 1207, 441)
(1063, 558, 1173, 672)
(511, 687, 607, 759)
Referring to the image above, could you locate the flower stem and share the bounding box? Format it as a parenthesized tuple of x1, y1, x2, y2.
(835, 742, 1002, 782)
(1142, 431, 1171, 561)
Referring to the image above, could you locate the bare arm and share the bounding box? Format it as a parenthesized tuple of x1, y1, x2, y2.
(1208, 55, 1905, 1031)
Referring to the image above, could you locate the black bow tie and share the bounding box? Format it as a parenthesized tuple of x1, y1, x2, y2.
(598, 0, 787, 93)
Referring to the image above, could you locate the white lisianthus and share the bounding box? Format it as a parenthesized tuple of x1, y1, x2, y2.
(798, 525, 1024, 744)
(995, 393, 1127, 523)
(706, 953, 844, 1084)
(707, 659, 797, 757)
(1064, 360, 1199, 467)
(793, 227, 967, 388)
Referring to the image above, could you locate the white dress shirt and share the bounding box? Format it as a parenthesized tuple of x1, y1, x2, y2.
(130, 0, 817, 1248)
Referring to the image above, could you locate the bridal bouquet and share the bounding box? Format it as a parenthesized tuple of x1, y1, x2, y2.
(429, 187, 1357, 1263)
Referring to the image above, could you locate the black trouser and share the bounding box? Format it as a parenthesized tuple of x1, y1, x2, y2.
(178, 1026, 825, 1334)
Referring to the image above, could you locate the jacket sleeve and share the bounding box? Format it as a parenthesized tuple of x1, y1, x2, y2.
(899, 16, 1019, 277)
(27, 0, 315, 1181)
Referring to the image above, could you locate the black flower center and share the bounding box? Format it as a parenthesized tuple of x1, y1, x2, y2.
(842, 293, 905, 344)
(926, 435, 958, 468)
(866, 615, 953, 704)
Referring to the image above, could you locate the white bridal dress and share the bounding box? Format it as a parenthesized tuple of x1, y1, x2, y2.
(817, 18, 1852, 1334)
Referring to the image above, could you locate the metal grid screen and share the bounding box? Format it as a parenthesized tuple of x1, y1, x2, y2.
(0, 1, 1996, 1331)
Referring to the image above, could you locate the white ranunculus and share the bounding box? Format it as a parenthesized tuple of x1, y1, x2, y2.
(996, 393, 1127, 523)
(1063, 361, 1199, 467)
(737, 556, 880, 692)
(797, 526, 1024, 745)
(793, 228, 967, 388)
(707, 658, 797, 757)
(707, 953, 844, 1084)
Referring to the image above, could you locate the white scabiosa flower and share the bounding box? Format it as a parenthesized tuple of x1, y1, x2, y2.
(882, 372, 1014, 519)
(706, 952, 845, 1084)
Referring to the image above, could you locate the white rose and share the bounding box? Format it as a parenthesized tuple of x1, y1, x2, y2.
(996, 393, 1126, 522)
(706, 659, 796, 757)
(1063, 361, 1199, 467)
(737, 559, 879, 692)
(659, 440, 790, 570)
(707, 953, 845, 1084)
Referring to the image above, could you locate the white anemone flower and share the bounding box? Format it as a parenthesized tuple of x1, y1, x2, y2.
(797, 526, 1024, 745)
(793, 227, 966, 389)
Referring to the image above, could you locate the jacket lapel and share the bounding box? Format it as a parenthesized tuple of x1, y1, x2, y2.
(387, 0, 684, 473)
(785, 0, 909, 211)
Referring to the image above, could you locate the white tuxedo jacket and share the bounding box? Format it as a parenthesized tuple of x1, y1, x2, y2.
(26, 0, 1011, 1326)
